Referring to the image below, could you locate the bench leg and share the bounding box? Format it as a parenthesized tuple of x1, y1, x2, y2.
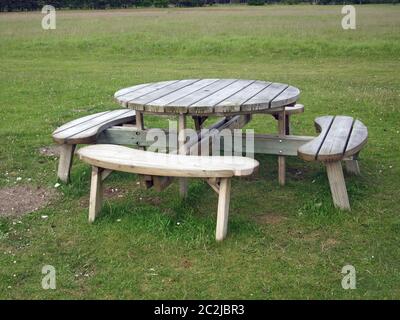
(57, 144, 76, 183)
(344, 159, 361, 175)
(325, 161, 350, 210)
(89, 166, 104, 223)
(216, 178, 231, 241)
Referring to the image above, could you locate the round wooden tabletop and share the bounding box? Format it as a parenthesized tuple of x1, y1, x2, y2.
(114, 79, 300, 115)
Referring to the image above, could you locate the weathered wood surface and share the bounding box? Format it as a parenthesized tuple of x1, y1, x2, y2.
(206, 177, 221, 194)
(97, 126, 314, 156)
(277, 110, 286, 186)
(345, 159, 361, 175)
(216, 178, 231, 241)
(178, 113, 188, 197)
(114, 79, 300, 115)
(114, 80, 178, 104)
(192, 116, 208, 131)
(57, 144, 76, 183)
(188, 115, 252, 155)
(89, 166, 103, 222)
(318, 116, 353, 160)
(153, 176, 174, 192)
(270, 104, 304, 118)
(77, 144, 259, 178)
(97, 126, 163, 146)
(285, 103, 304, 114)
(80, 145, 257, 240)
(298, 116, 368, 162)
(133, 110, 155, 189)
(252, 134, 312, 156)
(345, 120, 368, 157)
(214, 80, 271, 113)
(52, 109, 136, 144)
(297, 116, 368, 210)
(326, 161, 350, 210)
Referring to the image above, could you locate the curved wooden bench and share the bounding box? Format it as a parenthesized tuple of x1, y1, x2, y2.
(298, 115, 368, 210)
(77, 144, 259, 241)
(52, 109, 136, 182)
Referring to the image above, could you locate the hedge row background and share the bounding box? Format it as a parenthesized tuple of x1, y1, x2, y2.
(0, 0, 398, 11)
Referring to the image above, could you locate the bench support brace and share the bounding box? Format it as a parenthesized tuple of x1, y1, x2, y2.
(101, 169, 113, 181)
(206, 178, 221, 194)
(153, 176, 173, 192)
(192, 116, 208, 132)
(344, 154, 361, 175)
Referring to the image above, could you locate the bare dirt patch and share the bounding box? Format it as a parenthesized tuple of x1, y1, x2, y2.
(38, 145, 60, 157)
(181, 259, 193, 269)
(0, 185, 57, 217)
(286, 166, 313, 181)
(254, 213, 287, 225)
(321, 238, 340, 252)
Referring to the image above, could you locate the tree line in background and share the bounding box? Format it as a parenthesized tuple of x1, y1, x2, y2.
(0, 0, 398, 11)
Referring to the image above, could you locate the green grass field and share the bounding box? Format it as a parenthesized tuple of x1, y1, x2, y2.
(0, 5, 400, 299)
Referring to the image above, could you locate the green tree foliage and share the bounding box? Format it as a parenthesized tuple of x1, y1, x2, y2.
(153, 0, 169, 7)
(0, 0, 398, 11)
(248, 0, 265, 5)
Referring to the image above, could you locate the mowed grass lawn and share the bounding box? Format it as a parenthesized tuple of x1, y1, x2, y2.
(0, 5, 399, 299)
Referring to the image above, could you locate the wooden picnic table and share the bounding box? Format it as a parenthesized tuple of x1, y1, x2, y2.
(114, 79, 301, 195)
(52, 79, 369, 214)
(53, 79, 368, 215)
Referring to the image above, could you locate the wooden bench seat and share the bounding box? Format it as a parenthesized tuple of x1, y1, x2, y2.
(77, 144, 259, 241)
(298, 115, 368, 210)
(52, 109, 136, 182)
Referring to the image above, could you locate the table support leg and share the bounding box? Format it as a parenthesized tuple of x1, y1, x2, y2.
(135, 111, 144, 129)
(285, 113, 291, 135)
(136, 111, 154, 189)
(178, 113, 188, 198)
(192, 116, 207, 132)
(278, 110, 286, 186)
